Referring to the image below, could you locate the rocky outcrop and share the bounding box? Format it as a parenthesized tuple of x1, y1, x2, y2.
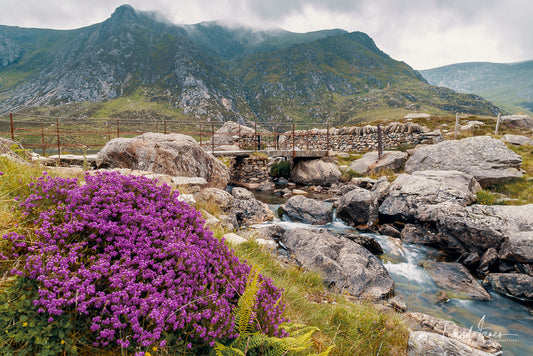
(290, 158, 341, 186)
(96, 133, 230, 189)
(408, 331, 497, 356)
(501, 134, 533, 146)
(405, 136, 523, 187)
(406, 312, 502, 354)
(282, 228, 393, 299)
(348, 150, 408, 175)
(483, 273, 533, 301)
(421, 261, 491, 300)
(379, 170, 481, 222)
(279, 195, 332, 225)
(336, 187, 379, 227)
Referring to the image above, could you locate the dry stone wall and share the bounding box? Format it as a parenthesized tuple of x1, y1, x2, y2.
(277, 122, 441, 152)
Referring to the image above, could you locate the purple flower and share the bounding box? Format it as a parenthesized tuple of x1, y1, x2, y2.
(2, 171, 286, 350)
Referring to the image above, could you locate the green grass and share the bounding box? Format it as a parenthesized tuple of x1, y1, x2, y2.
(232, 241, 409, 356)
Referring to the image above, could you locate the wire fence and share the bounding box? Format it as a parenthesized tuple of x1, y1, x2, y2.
(0, 113, 330, 157)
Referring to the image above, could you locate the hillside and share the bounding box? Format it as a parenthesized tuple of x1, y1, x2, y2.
(0, 5, 504, 124)
(420, 61, 533, 115)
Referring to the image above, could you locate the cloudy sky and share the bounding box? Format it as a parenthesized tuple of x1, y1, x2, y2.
(1, 0, 531, 70)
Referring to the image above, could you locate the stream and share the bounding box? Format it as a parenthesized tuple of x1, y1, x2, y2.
(253, 192, 533, 356)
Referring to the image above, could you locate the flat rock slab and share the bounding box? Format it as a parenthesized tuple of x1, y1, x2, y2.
(379, 170, 481, 222)
(282, 228, 393, 300)
(406, 312, 502, 353)
(501, 134, 533, 146)
(408, 331, 497, 356)
(421, 261, 491, 300)
(348, 150, 408, 175)
(279, 195, 332, 225)
(405, 136, 523, 187)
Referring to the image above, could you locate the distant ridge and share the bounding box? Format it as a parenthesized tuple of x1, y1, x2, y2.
(420, 61, 533, 115)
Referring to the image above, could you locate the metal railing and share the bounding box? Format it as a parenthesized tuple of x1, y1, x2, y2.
(1, 113, 331, 158)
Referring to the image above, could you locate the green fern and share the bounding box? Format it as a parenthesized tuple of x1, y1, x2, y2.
(214, 269, 334, 356)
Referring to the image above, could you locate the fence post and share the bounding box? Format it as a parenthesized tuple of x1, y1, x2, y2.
(107, 122, 110, 140)
(495, 113, 501, 135)
(56, 117, 61, 159)
(326, 123, 330, 157)
(10, 113, 14, 140)
(211, 122, 215, 154)
(454, 113, 459, 140)
(377, 123, 383, 159)
(41, 122, 46, 156)
(116, 120, 120, 138)
(199, 124, 202, 148)
(292, 123, 295, 159)
(255, 122, 258, 151)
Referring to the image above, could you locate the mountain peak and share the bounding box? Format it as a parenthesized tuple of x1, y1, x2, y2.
(110, 4, 138, 22)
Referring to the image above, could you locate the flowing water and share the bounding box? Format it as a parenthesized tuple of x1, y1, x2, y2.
(253, 193, 533, 355)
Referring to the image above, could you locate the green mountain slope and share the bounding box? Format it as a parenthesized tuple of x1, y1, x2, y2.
(420, 61, 533, 114)
(0, 5, 504, 124)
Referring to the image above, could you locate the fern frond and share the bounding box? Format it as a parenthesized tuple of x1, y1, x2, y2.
(234, 268, 263, 336)
(214, 341, 246, 356)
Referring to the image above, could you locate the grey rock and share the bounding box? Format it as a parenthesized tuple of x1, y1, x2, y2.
(379, 170, 481, 222)
(478, 248, 498, 275)
(212, 121, 255, 146)
(231, 187, 255, 200)
(336, 187, 379, 227)
(291, 158, 341, 186)
(193, 188, 234, 213)
(348, 150, 408, 175)
(234, 198, 274, 227)
(388, 294, 407, 312)
(501, 114, 533, 129)
(96, 133, 230, 189)
(484, 273, 533, 301)
(371, 176, 391, 203)
(344, 233, 383, 255)
(279, 195, 332, 225)
(421, 261, 492, 301)
(405, 136, 523, 187)
(501, 134, 533, 146)
(378, 223, 401, 238)
(282, 228, 394, 299)
(406, 312, 502, 354)
(499, 231, 533, 263)
(408, 331, 497, 356)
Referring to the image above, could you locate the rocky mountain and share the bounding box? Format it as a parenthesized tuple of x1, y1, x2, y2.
(0, 5, 504, 124)
(420, 61, 533, 115)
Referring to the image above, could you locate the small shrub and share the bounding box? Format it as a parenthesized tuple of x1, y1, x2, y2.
(476, 190, 498, 205)
(341, 169, 362, 182)
(1, 172, 286, 354)
(270, 161, 291, 178)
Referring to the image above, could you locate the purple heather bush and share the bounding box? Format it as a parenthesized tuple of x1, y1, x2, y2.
(1, 172, 286, 353)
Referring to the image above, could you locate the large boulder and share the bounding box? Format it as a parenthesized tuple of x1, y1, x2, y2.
(405, 136, 523, 187)
(193, 188, 234, 214)
(96, 133, 230, 189)
(501, 134, 533, 146)
(379, 170, 481, 222)
(421, 261, 491, 300)
(348, 150, 408, 175)
(279, 195, 332, 225)
(336, 187, 379, 227)
(406, 312, 502, 354)
(408, 331, 497, 356)
(290, 158, 341, 186)
(212, 121, 255, 146)
(483, 273, 533, 301)
(282, 228, 393, 299)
